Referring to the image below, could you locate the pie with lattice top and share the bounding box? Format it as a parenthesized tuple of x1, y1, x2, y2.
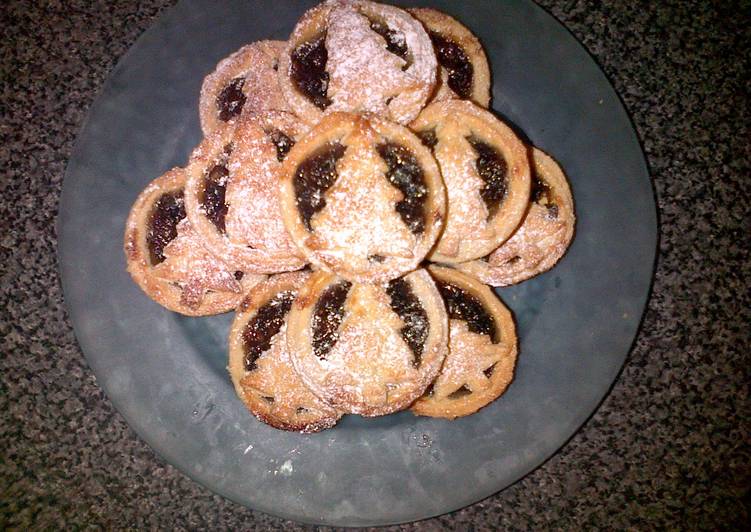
(278, 111, 446, 283)
(286, 269, 448, 416)
(411, 265, 517, 419)
(124, 168, 264, 316)
(457, 147, 576, 285)
(228, 271, 341, 432)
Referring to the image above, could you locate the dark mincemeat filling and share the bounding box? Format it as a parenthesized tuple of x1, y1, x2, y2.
(368, 18, 411, 69)
(386, 278, 429, 368)
(199, 144, 233, 233)
(266, 128, 295, 162)
(531, 173, 559, 219)
(429, 32, 473, 100)
(293, 141, 347, 231)
(376, 142, 428, 235)
(447, 384, 472, 399)
(242, 290, 295, 371)
(216, 77, 247, 122)
(290, 34, 331, 110)
(311, 281, 352, 360)
(201, 161, 229, 233)
(435, 279, 499, 343)
(416, 129, 438, 150)
(467, 135, 508, 220)
(147, 190, 186, 265)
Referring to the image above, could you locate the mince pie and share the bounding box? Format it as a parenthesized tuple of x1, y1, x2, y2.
(228, 272, 341, 432)
(184, 121, 306, 273)
(278, 112, 446, 283)
(200, 40, 290, 135)
(408, 7, 491, 107)
(286, 269, 448, 416)
(457, 147, 576, 285)
(412, 266, 517, 419)
(278, 0, 437, 125)
(124, 168, 264, 316)
(411, 100, 531, 263)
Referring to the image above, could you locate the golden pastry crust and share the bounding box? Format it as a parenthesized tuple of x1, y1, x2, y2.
(457, 148, 576, 286)
(199, 40, 290, 136)
(408, 7, 491, 107)
(226, 110, 309, 270)
(412, 266, 517, 419)
(278, 112, 446, 283)
(124, 168, 264, 316)
(278, 0, 437, 125)
(228, 272, 341, 433)
(410, 100, 530, 263)
(287, 269, 448, 416)
(184, 123, 306, 273)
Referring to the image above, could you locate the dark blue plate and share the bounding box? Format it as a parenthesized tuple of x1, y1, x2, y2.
(58, 0, 656, 526)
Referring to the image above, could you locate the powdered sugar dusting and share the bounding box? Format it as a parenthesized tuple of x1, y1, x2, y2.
(301, 282, 421, 414)
(226, 112, 307, 261)
(433, 124, 495, 257)
(152, 219, 242, 309)
(458, 148, 575, 285)
(185, 117, 305, 274)
(483, 203, 568, 275)
(200, 40, 290, 135)
(309, 122, 416, 272)
(241, 317, 338, 422)
(431, 319, 508, 398)
(326, 6, 410, 115)
(321, 1, 435, 123)
(241, 41, 290, 114)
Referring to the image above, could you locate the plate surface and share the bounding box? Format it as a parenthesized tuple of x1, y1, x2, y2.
(58, 0, 656, 526)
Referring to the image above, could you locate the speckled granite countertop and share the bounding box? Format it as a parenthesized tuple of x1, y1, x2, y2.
(1, 0, 749, 529)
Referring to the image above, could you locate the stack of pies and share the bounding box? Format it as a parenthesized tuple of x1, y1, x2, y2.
(124, 0, 575, 432)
